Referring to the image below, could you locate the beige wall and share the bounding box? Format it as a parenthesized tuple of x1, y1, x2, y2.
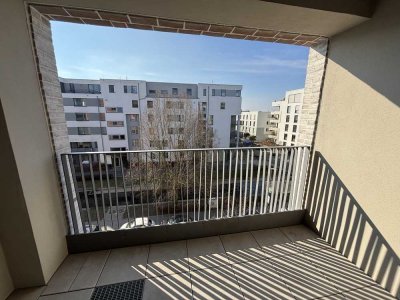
(0, 242, 13, 300)
(306, 0, 400, 296)
(0, 0, 68, 290)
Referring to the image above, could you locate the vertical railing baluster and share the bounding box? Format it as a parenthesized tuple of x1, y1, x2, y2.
(198, 151, 202, 221)
(243, 150, 249, 216)
(97, 153, 107, 229)
(249, 150, 254, 215)
(137, 152, 144, 227)
(186, 151, 189, 222)
(113, 153, 120, 228)
(88, 155, 101, 229)
(289, 148, 300, 210)
(227, 150, 232, 217)
(78, 154, 92, 232)
(145, 152, 150, 224)
(208, 150, 214, 219)
(104, 154, 114, 229)
(232, 149, 238, 216)
(216, 151, 219, 219)
(61, 155, 79, 234)
(193, 151, 196, 221)
(273, 148, 285, 212)
(120, 153, 131, 227)
(239, 149, 243, 216)
(277, 149, 288, 212)
(253, 149, 262, 215)
(283, 148, 295, 211)
(204, 151, 207, 220)
(130, 153, 137, 225)
(295, 147, 309, 210)
(260, 149, 267, 214)
(221, 150, 225, 219)
(265, 149, 273, 213)
(69, 154, 86, 233)
(269, 149, 279, 213)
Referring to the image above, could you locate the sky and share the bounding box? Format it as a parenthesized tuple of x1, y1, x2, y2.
(51, 21, 309, 111)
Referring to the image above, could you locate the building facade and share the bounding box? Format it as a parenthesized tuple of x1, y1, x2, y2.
(239, 111, 272, 141)
(61, 78, 242, 152)
(270, 88, 304, 146)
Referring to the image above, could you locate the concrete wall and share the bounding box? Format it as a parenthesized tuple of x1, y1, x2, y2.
(0, 242, 13, 300)
(305, 0, 400, 296)
(0, 0, 68, 292)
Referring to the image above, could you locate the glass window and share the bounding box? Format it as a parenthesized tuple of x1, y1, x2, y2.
(285, 124, 289, 131)
(212, 89, 216, 96)
(149, 89, 156, 95)
(132, 100, 138, 108)
(161, 90, 168, 95)
(130, 86, 137, 93)
(88, 84, 101, 94)
(286, 115, 290, 122)
(147, 101, 153, 108)
(78, 127, 90, 135)
(172, 88, 178, 95)
(75, 113, 88, 121)
(293, 125, 297, 132)
(131, 126, 139, 134)
(203, 89, 206, 96)
(187, 88, 192, 96)
(130, 114, 139, 121)
(109, 85, 115, 93)
(284, 133, 288, 140)
(287, 106, 291, 113)
(221, 89, 226, 97)
(209, 115, 214, 125)
(220, 102, 225, 110)
(294, 115, 298, 123)
(235, 90, 241, 97)
(295, 105, 300, 113)
(73, 98, 86, 107)
(291, 135, 296, 142)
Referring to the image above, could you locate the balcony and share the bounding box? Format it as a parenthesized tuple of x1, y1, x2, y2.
(35, 224, 394, 299)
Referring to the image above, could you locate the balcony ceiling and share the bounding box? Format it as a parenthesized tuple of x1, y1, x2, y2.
(31, 0, 376, 44)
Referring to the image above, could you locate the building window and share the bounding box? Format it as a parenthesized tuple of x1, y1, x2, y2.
(149, 89, 156, 95)
(295, 105, 300, 113)
(109, 85, 115, 93)
(75, 113, 88, 121)
(106, 107, 123, 113)
(284, 133, 288, 140)
(131, 126, 139, 134)
(294, 115, 298, 123)
(187, 88, 192, 96)
(286, 115, 290, 122)
(73, 98, 86, 107)
(221, 89, 226, 97)
(203, 89, 206, 96)
(285, 124, 289, 131)
(109, 134, 125, 140)
(147, 101, 153, 108)
(132, 100, 138, 108)
(132, 139, 139, 147)
(287, 106, 291, 113)
(88, 84, 101, 94)
(78, 127, 90, 135)
(220, 102, 225, 110)
(209, 115, 214, 125)
(172, 88, 178, 95)
(291, 135, 296, 142)
(107, 121, 124, 127)
(235, 90, 241, 97)
(130, 114, 139, 121)
(161, 90, 168, 95)
(293, 125, 297, 132)
(124, 85, 137, 94)
(212, 89, 216, 96)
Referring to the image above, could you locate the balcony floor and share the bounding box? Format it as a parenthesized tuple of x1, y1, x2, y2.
(14, 225, 395, 300)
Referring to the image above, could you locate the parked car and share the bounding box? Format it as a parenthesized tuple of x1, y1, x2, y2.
(167, 215, 193, 224)
(120, 217, 155, 229)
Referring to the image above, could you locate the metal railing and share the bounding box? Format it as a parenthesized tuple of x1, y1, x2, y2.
(61, 146, 309, 234)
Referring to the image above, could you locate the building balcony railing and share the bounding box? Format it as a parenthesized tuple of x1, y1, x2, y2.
(61, 146, 309, 235)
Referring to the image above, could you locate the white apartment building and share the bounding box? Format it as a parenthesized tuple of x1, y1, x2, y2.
(270, 88, 304, 146)
(61, 78, 242, 152)
(239, 111, 272, 141)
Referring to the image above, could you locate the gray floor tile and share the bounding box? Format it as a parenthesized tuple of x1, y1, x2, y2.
(142, 272, 192, 300)
(187, 236, 229, 271)
(42, 253, 89, 295)
(304, 248, 377, 293)
(146, 240, 189, 278)
(232, 258, 295, 300)
(6, 287, 45, 300)
(279, 225, 331, 253)
(251, 228, 298, 258)
(191, 264, 243, 299)
(39, 289, 93, 300)
(97, 245, 149, 286)
(69, 250, 109, 291)
(220, 232, 266, 264)
(270, 252, 340, 300)
(343, 284, 397, 300)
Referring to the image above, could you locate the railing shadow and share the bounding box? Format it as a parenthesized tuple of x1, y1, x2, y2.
(304, 151, 400, 298)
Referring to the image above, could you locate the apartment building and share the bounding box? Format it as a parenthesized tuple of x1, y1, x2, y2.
(239, 111, 272, 141)
(61, 78, 242, 151)
(270, 88, 304, 145)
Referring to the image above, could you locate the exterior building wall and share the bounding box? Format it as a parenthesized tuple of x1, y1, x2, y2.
(306, 0, 400, 296)
(271, 89, 304, 146)
(239, 111, 271, 141)
(61, 80, 242, 150)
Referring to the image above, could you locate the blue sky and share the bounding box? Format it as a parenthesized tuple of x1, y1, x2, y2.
(51, 22, 308, 110)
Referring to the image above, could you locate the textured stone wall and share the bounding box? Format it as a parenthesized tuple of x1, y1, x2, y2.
(298, 40, 329, 146)
(29, 7, 78, 233)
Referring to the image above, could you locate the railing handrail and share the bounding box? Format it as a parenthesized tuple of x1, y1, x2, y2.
(61, 145, 309, 156)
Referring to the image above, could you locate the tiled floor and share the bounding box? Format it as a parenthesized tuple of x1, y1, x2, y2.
(11, 225, 396, 300)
